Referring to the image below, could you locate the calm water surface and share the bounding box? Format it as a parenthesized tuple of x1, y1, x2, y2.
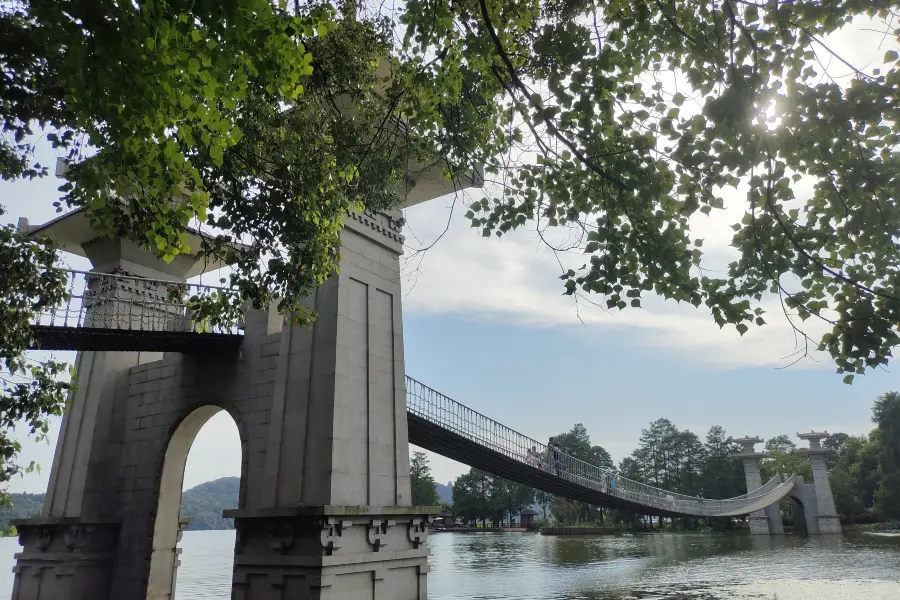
(0, 530, 898, 599)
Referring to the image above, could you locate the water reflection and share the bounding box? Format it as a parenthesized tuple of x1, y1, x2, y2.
(0, 530, 898, 600)
(428, 532, 900, 600)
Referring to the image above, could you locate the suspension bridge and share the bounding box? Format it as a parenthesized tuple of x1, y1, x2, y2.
(28, 268, 797, 520)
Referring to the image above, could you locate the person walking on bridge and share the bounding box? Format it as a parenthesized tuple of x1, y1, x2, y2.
(553, 442, 561, 476)
(546, 439, 561, 476)
(546, 438, 557, 475)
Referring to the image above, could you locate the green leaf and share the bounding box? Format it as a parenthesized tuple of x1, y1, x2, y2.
(885, 50, 898, 63)
(210, 144, 224, 167)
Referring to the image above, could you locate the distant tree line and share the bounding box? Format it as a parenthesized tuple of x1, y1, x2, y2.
(417, 391, 900, 528)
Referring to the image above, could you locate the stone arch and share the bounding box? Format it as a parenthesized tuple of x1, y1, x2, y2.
(788, 494, 807, 533)
(146, 404, 245, 600)
(788, 480, 820, 535)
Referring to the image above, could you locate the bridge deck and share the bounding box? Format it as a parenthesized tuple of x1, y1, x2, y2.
(29, 326, 244, 353)
(28, 269, 243, 353)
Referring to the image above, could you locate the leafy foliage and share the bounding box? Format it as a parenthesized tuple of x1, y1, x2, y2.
(700, 425, 746, 500)
(872, 392, 900, 519)
(622, 419, 742, 498)
(401, 0, 900, 379)
(452, 468, 494, 526)
(549, 423, 612, 524)
(761, 436, 812, 481)
(451, 467, 534, 526)
(830, 467, 865, 522)
(0, 1, 441, 325)
(2, 0, 328, 261)
(0, 210, 71, 504)
(3, 0, 899, 381)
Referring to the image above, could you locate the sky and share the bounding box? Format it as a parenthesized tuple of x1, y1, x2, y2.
(2, 14, 898, 494)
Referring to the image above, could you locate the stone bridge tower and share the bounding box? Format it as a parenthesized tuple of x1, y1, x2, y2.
(732, 437, 784, 535)
(796, 431, 842, 534)
(732, 432, 842, 535)
(12, 164, 479, 599)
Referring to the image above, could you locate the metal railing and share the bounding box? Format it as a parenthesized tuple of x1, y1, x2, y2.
(32, 269, 242, 335)
(406, 376, 796, 517)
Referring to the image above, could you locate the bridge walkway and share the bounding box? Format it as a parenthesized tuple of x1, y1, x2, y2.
(406, 377, 796, 518)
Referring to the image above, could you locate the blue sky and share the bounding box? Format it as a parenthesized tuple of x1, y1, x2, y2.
(2, 19, 897, 491)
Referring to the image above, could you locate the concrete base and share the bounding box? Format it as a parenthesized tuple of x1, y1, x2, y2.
(226, 506, 437, 600)
(765, 503, 784, 535)
(748, 516, 771, 535)
(817, 515, 842, 535)
(10, 518, 121, 600)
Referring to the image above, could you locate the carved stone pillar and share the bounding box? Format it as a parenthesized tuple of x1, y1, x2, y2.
(10, 519, 120, 600)
(798, 432, 842, 535)
(227, 507, 433, 600)
(732, 437, 783, 535)
(156, 517, 192, 600)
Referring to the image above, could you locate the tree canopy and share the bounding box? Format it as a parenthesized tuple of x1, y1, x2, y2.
(620, 419, 746, 499)
(2, 0, 900, 375)
(872, 391, 900, 519)
(0, 211, 72, 503)
(452, 467, 535, 526)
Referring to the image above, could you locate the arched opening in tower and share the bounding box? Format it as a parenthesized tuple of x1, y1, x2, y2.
(146, 406, 243, 600)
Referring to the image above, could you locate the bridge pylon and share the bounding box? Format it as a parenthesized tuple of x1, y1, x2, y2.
(731, 437, 784, 535)
(13, 203, 439, 599)
(797, 431, 842, 534)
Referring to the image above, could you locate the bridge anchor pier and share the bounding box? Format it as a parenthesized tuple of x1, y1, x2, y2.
(10, 519, 120, 600)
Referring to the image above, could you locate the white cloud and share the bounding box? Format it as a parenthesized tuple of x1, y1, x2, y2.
(400, 193, 832, 371)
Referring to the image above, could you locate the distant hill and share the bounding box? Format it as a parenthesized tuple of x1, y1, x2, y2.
(0, 478, 241, 533)
(436, 481, 453, 503)
(2, 476, 455, 532)
(180, 477, 239, 530)
(0, 493, 44, 532)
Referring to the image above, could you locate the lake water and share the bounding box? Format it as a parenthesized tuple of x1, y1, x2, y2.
(1, 530, 898, 599)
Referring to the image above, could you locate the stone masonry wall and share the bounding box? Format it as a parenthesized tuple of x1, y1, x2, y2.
(109, 309, 281, 598)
